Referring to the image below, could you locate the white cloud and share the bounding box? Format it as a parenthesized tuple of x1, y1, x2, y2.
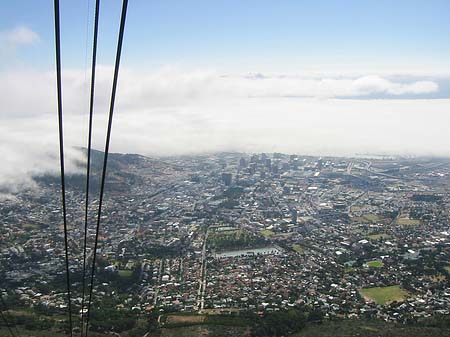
(97, 69, 442, 118)
(0, 26, 40, 48)
(0, 67, 440, 118)
(0, 66, 448, 191)
(0, 116, 84, 192)
(351, 76, 438, 96)
(114, 69, 439, 101)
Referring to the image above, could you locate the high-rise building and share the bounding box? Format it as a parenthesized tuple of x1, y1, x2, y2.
(260, 170, 266, 179)
(250, 154, 259, 163)
(249, 163, 257, 175)
(291, 209, 298, 224)
(272, 160, 280, 174)
(264, 158, 272, 170)
(291, 158, 299, 170)
(221, 172, 232, 186)
(317, 158, 323, 170)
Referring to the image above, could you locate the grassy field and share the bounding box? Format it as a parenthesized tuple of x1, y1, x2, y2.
(362, 214, 381, 222)
(22, 223, 39, 230)
(366, 260, 384, 268)
(260, 229, 275, 238)
(155, 313, 252, 336)
(164, 314, 206, 325)
(292, 243, 305, 253)
(360, 285, 410, 305)
(152, 325, 250, 337)
(293, 319, 450, 337)
(395, 218, 421, 226)
(367, 233, 391, 240)
(118, 269, 133, 277)
(444, 266, 450, 273)
(352, 213, 382, 223)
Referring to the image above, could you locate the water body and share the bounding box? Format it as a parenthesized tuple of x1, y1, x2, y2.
(214, 246, 282, 258)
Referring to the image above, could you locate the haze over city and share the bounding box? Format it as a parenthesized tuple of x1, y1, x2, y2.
(1, 0, 450, 190)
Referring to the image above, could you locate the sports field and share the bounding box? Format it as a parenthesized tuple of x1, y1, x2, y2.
(292, 243, 305, 253)
(367, 233, 391, 240)
(395, 218, 421, 225)
(260, 229, 275, 238)
(360, 285, 410, 305)
(366, 260, 384, 268)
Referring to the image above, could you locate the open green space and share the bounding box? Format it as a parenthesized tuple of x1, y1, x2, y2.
(155, 313, 254, 336)
(366, 260, 384, 268)
(444, 266, 450, 274)
(362, 213, 381, 222)
(395, 218, 421, 226)
(208, 228, 266, 251)
(367, 233, 391, 240)
(260, 229, 275, 238)
(118, 269, 133, 277)
(162, 314, 206, 325)
(153, 325, 250, 337)
(352, 213, 382, 223)
(292, 243, 305, 253)
(22, 223, 38, 230)
(360, 285, 410, 305)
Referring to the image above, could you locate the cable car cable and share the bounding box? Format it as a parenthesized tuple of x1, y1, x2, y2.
(53, 0, 73, 335)
(84, 1, 128, 335)
(80, 0, 100, 334)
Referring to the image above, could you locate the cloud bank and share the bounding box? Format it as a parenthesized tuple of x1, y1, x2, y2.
(0, 26, 40, 56)
(1, 65, 449, 191)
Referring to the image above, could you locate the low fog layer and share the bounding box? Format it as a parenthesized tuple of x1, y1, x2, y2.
(1, 66, 450, 191)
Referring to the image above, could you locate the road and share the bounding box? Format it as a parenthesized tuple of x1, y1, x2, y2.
(153, 259, 163, 306)
(197, 230, 208, 311)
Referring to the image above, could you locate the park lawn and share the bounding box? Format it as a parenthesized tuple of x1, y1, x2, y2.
(352, 213, 383, 224)
(360, 285, 410, 305)
(22, 223, 38, 230)
(366, 260, 384, 268)
(444, 266, 450, 274)
(164, 314, 206, 325)
(367, 233, 391, 241)
(118, 269, 133, 277)
(156, 325, 250, 337)
(395, 218, 421, 226)
(292, 243, 305, 253)
(363, 213, 381, 222)
(260, 229, 275, 238)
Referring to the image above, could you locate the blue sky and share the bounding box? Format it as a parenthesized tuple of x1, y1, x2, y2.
(1, 0, 450, 72)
